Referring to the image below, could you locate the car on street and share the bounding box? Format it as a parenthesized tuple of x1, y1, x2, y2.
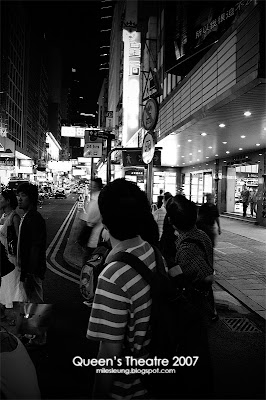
(54, 188, 67, 199)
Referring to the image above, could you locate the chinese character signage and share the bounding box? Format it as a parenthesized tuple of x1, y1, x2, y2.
(164, 0, 254, 76)
(122, 150, 161, 167)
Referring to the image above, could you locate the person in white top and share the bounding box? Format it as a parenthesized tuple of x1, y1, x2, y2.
(0, 189, 26, 312)
(153, 192, 173, 239)
(82, 178, 104, 261)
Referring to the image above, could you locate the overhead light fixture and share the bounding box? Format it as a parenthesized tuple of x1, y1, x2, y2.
(256, 143, 261, 146)
(244, 111, 251, 117)
(188, 139, 192, 142)
(241, 135, 246, 138)
(264, 127, 266, 131)
(215, 154, 218, 156)
(226, 151, 230, 154)
(206, 156, 209, 159)
(177, 144, 180, 147)
(197, 159, 199, 161)
(201, 132, 207, 136)
(239, 148, 243, 150)
(259, 153, 262, 156)
(206, 163, 209, 165)
(222, 142, 227, 144)
(198, 150, 201, 152)
(223, 160, 226, 162)
(181, 155, 184, 158)
(208, 146, 212, 149)
(219, 123, 226, 128)
(182, 162, 185, 165)
(189, 153, 192, 155)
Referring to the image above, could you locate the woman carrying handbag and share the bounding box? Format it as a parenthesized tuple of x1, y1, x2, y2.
(0, 189, 26, 315)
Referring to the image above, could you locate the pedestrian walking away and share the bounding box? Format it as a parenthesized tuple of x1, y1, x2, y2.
(197, 193, 221, 247)
(153, 191, 172, 240)
(78, 178, 104, 263)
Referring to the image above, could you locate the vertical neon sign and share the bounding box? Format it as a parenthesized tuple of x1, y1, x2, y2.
(122, 30, 141, 146)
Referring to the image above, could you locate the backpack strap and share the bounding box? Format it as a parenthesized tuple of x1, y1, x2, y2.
(109, 251, 153, 285)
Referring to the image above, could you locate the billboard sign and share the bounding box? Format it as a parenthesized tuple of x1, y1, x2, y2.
(61, 126, 85, 137)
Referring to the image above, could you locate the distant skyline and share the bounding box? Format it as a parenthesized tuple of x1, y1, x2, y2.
(24, 0, 106, 115)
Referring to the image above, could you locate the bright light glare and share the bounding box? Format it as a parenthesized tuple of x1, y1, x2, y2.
(244, 111, 251, 117)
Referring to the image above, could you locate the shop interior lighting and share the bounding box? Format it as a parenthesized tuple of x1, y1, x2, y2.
(215, 154, 218, 156)
(264, 127, 266, 131)
(181, 155, 185, 158)
(208, 146, 212, 149)
(223, 160, 226, 162)
(226, 151, 230, 154)
(182, 162, 185, 165)
(206, 163, 209, 165)
(206, 156, 209, 158)
(241, 135, 246, 138)
(198, 150, 201, 152)
(222, 141, 227, 144)
(256, 143, 261, 146)
(239, 148, 243, 150)
(219, 124, 226, 128)
(258, 160, 260, 163)
(177, 144, 180, 147)
(244, 111, 251, 117)
(188, 139, 192, 142)
(189, 153, 192, 155)
(201, 132, 207, 136)
(259, 153, 262, 156)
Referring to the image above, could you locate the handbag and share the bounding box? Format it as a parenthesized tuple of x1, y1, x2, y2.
(7, 223, 17, 256)
(77, 224, 93, 248)
(0, 242, 15, 277)
(18, 303, 53, 336)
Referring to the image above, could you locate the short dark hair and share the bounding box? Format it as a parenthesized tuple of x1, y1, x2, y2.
(1, 189, 18, 209)
(98, 178, 157, 242)
(92, 178, 103, 190)
(16, 182, 39, 207)
(167, 194, 198, 232)
(164, 192, 172, 203)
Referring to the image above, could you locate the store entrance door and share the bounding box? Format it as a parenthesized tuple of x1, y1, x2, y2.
(226, 163, 258, 217)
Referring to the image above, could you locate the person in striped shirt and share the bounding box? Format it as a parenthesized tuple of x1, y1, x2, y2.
(87, 178, 161, 399)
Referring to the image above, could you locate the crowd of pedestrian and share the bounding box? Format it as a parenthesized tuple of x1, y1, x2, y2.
(1, 178, 223, 399)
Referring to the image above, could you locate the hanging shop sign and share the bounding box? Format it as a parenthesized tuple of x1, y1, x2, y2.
(142, 132, 155, 164)
(142, 98, 159, 131)
(0, 156, 15, 168)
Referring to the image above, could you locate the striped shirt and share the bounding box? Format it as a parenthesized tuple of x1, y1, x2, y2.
(87, 236, 156, 399)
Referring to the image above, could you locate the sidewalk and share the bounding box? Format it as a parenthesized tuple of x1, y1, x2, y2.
(63, 211, 266, 320)
(214, 216, 266, 320)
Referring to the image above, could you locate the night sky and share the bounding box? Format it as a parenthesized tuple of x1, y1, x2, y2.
(24, 0, 104, 114)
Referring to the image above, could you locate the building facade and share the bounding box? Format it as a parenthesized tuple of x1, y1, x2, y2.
(97, 0, 266, 226)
